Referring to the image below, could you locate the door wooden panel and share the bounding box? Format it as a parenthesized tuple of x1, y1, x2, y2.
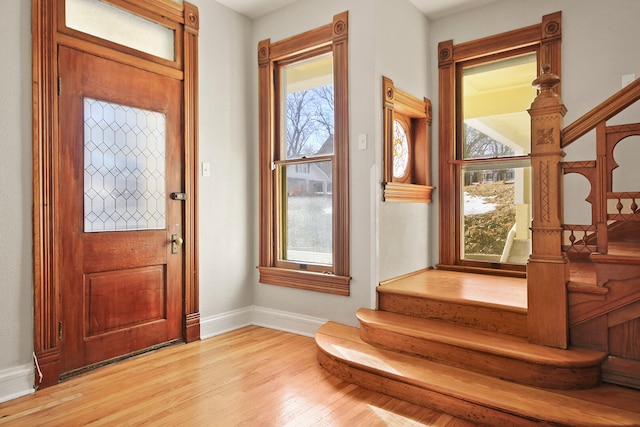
(58, 46, 184, 375)
(85, 266, 166, 336)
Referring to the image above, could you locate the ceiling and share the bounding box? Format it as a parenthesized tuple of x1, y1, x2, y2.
(215, 0, 497, 20)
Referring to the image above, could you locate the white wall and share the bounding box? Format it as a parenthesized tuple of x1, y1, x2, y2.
(428, 0, 640, 262)
(374, 0, 431, 281)
(0, 0, 35, 402)
(196, 2, 255, 321)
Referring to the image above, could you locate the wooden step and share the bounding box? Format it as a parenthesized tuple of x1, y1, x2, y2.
(316, 322, 640, 427)
(357, 308, 607, 389)
(378, 269, 527, 337)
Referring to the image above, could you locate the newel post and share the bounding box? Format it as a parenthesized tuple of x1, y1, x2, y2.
(527, 65, 569, 348)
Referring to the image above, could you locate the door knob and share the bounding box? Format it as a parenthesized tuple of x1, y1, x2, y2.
(171, 234, 183, 254)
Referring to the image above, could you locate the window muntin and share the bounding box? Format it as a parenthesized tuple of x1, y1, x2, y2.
(457, 52, 537, 267)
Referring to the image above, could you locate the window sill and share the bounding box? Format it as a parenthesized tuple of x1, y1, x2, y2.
(383, 182, 433, 203)
(258, 266, 350, 296)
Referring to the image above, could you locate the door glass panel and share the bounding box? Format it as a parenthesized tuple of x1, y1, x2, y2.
(281, 161, 333, 265)
(66, 0, 175, 61)
(84, 98, 166, 232)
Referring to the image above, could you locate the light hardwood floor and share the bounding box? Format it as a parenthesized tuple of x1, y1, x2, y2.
(0, 326, 475, 426)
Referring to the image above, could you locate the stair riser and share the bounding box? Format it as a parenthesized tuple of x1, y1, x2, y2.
(379, 293, 527, 337)
(360, 323, 601, 390)
(317, 349, 542, 427)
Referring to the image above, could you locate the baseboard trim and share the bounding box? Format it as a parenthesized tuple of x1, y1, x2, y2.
(200, 306, 327, 339)
(200, 306, 253, 340)
(0, 364, 34, 404)
(251, 306, 327, 338)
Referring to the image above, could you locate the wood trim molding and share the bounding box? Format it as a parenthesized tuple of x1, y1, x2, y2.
(381, 76, 433, 203)
(332, 11, 350, 276)
(257, 38, 273, 268)
(105, 0, 185, 24)
(32, 0, 200, 388)
(32, 0, 60, 390)
(183, 1, 200, 343)
(258, 267, 350, 296)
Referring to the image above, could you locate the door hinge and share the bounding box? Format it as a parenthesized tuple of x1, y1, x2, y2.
(57, 76, 62, 96)
(58, 321, 63, 341)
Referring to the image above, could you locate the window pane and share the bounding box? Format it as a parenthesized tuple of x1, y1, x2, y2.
(84, 98, 166, 232)
(281, 161, 332, 265)
(462, 166, 531, 264)
(281, 54, 334, 160)
(66, 0, 175, 61)
(461, 53, 537, 159)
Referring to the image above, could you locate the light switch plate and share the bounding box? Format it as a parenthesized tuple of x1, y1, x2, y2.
(202, 162, 210, 177)
(358, 134, 367, 150)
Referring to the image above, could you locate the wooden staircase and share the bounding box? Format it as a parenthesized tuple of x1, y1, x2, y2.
(316, 269, 640, 426)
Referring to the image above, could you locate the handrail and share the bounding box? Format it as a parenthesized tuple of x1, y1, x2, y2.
(562, 77, 640, 148)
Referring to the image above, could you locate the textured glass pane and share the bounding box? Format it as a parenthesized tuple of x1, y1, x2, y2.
(281, 161, 332, 265)
(84, 98, 166, 232)
(462, 166, 531, 264)
(392, 119, 409, 178)
(66, 0, 174, 61)
(281, 53, 334, 160)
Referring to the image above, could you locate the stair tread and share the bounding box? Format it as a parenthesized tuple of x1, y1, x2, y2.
(317, 322, 640, 426)
(378, 269, 527, 313)
(357, 308, 607, 367)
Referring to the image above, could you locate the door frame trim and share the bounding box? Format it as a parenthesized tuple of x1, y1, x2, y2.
(32, 0, 200, 389)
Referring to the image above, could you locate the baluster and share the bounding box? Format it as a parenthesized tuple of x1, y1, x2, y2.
(568, 229, 576, 250)
(616, 197, 623, 215)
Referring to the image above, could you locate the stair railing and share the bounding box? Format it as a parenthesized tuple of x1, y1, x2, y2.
(561, 77, 640, 256)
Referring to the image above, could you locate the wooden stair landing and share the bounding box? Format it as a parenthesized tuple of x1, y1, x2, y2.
(357, 308, 606, 389)
(378, 269, 528, 337)
(317, 322, 640, 427)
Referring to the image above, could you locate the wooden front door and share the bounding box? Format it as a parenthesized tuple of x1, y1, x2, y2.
(57, 46, 184, 375)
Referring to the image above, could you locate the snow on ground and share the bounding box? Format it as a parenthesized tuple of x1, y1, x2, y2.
(463, 192, 496, 215)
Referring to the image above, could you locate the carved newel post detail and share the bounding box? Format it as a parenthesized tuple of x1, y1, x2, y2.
(527, 65, 569, 348)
